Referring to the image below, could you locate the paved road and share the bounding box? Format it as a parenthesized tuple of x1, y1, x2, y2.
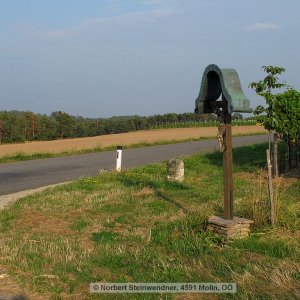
(0, 135, 269, 195)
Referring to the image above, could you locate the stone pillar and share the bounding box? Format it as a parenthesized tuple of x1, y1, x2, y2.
(207, 215, 253, 239)
(167, 159, 184, 182)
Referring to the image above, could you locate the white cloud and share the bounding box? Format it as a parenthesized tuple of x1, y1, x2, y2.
(246, 22, 281, 31)
(11, 9, 171, 40)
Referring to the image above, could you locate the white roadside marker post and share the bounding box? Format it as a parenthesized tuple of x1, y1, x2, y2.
(116, 146, 123, 172)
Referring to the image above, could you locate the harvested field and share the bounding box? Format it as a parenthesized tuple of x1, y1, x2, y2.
(0, 125, 266, 157)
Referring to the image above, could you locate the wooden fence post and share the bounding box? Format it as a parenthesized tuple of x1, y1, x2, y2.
(267, 149, 275, 227)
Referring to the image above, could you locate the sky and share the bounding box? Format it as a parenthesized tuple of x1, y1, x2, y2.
(0, 0, 300, 118)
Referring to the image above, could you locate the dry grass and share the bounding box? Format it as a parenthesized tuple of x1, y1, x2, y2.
(0, 126, 266, 157)
(0, 266, 46, 300)
(15, 210, 71, 235)
(0, 143, 299, 299)
(235, 168, 300, 229)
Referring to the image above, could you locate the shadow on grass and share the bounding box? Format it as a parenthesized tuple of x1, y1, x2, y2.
(205, 143, 268, 172)
(119, 173, 190, 214)
(155, 190, 189, 213)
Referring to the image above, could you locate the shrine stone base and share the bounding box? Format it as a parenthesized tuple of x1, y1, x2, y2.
(207, 215, 254, 239)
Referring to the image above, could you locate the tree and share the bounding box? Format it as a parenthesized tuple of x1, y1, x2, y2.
(249, 66, 286, 131)
(24, 111, 38, 141)
(249, 65, 286, 177)
(52, 111, 76, 139)
(38, 115, 59, 140)
(272, 89, 300, 140)
(0, 120, 4, 144)
(273, 89, 300, 169)
(0, 111, 25, 143)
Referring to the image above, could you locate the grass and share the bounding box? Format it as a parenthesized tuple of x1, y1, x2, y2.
(0, 131, 266, 164)
(0, 143, 299, 299)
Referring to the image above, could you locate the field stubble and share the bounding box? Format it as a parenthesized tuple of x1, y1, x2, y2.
(0, 126, 266, 157)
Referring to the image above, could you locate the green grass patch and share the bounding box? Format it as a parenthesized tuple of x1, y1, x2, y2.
(0, 142, 299, 299)
(231, 234, 299, 260)
(70, 219, 91, 231)
(151, 219, 224, 257)
(147, 200, 177, 215)
(91, 231, 120, 244)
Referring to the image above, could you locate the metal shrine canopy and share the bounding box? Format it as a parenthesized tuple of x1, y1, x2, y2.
(195, 64, 252, 115)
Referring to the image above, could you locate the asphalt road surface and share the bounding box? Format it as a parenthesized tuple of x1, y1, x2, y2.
(0, 134, 269, 195)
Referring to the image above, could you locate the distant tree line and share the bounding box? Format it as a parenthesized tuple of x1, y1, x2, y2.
(0, 110, 247, 144)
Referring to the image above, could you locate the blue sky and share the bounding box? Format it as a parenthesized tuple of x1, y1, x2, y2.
(0, 0, 299, 117)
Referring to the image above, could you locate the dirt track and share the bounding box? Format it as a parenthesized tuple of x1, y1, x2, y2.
(0, 125, 266, 157)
